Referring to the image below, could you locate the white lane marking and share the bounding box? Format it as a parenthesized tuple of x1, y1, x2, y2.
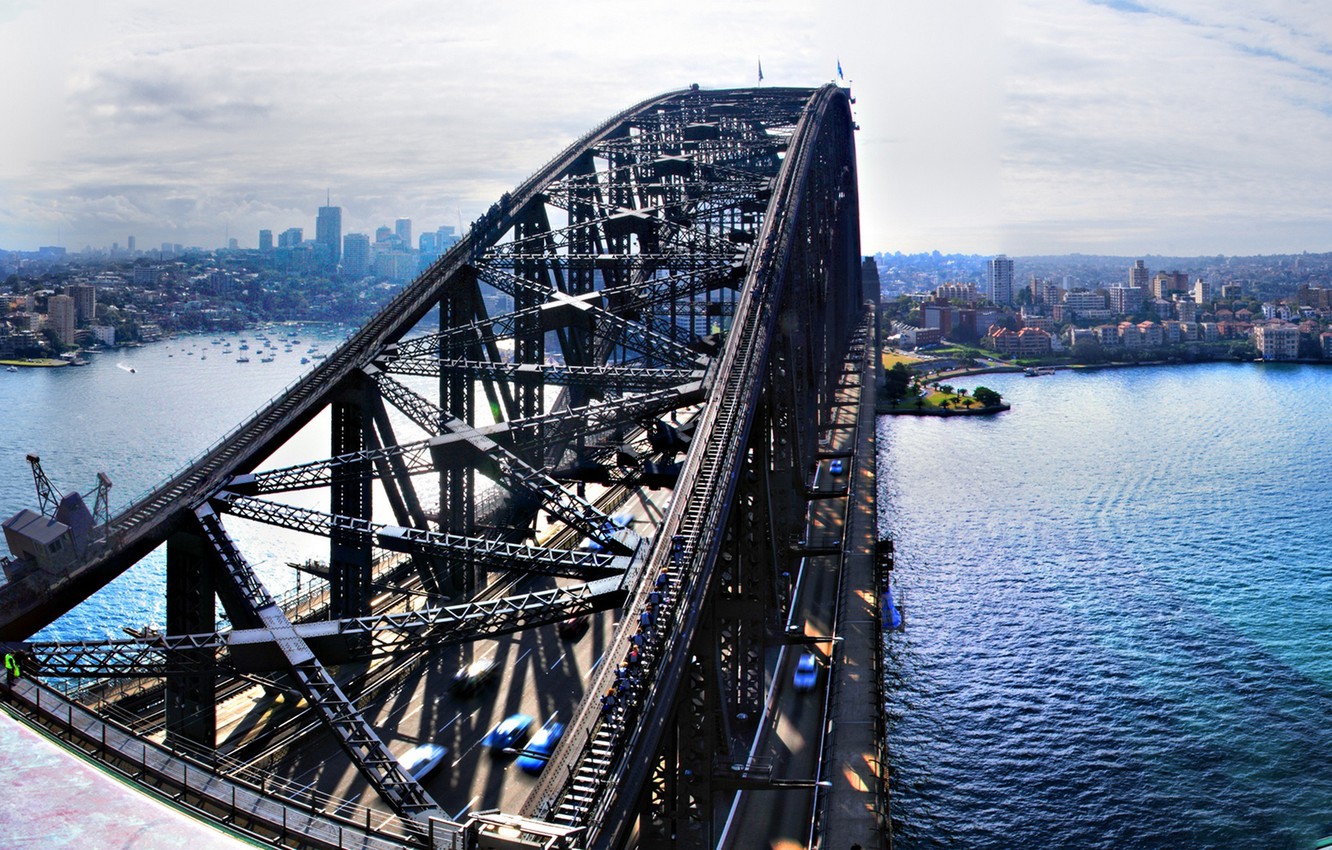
(548, 652, 567, 672)
(591, 650, 606, 672)
(437, 710, 463, 732)
(516, 648, 533, 665)
(451, 795, 480, 821)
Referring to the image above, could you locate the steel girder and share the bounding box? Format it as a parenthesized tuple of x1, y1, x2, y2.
(384, 357, 705, 394)
(211, 493, 626, 579)
(7, 575, 629, 680)
(193, 504, 446, 820)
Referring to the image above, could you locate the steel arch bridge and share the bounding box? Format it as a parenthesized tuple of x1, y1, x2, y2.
(0, 83, 863, 849)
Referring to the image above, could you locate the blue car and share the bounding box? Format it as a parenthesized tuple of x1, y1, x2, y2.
(397, 742, 448, 782)
(484, 713, 534, 752)
(793, 651, 819, 693)
(830, 459, 845, 475)
(516, 721, 565, 774)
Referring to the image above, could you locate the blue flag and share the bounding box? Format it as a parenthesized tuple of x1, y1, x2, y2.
(758, 58, 764, 83)
(837, 59, 844, 80)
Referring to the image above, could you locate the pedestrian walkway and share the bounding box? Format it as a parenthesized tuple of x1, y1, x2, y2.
(0, 708, 253, 849)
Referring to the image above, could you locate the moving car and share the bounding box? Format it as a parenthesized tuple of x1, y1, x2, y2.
(558, 615, 590, 641)
(829, 458, 845, 475)
(793, 651, 819, 693)
(397, 742, 448, 782)
(451, 657, 497, 696)
(484, 713, 534, 752)
(516, 721, 566, 774)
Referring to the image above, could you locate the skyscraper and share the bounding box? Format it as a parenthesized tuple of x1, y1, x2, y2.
(988, 255, 1014, 306)
(259, 230, 273, 252)
(316, 203, 342, 270)
(342, 233, 370, 277)
(395, 218, 412, 248)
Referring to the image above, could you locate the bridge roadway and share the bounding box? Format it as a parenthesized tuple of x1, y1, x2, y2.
(218, 482, 674, 823)
(717, 307, 883, 849)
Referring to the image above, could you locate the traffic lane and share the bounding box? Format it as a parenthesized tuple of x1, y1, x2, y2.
(265, 597, 617, 818)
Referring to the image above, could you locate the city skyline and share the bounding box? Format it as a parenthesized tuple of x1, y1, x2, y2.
(4, 1, 1332, 257)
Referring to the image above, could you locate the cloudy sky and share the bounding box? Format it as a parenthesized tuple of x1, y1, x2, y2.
(3, 0, 1332, 257)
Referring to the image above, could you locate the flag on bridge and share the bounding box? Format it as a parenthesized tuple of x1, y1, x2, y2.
(758, 58, 764, 84)
(837, 58, 844, 80)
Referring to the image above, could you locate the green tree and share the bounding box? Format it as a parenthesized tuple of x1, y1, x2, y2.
(883, 362, 912, 402)
(973, 386, 1003, 407)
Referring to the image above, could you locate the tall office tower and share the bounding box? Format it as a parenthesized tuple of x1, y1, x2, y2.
(1130, 259, 1149, 293)
(259, 230, 273, 252)
(988, 255, 1014, 306)
(342, 233, 370, 277)
(279, 227, 303, 248)
(127, 236, 136, 254)
(395, 218, 412, 248)
(316, 203, 343, 269)
(47, 295, 76, 345)
(375, 225, 394, 245)
(65, 283, 96, 324)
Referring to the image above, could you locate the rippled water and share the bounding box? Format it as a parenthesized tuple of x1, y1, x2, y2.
(878, 363, 1332, 849)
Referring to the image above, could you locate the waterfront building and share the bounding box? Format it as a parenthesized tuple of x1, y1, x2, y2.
(46, 294, 76, 345)
(65, 283, 96, 324)
(1138, 321, 1163, 347)
(988, 255, 1014, 306)
(1199, 322, 1221, 342)
(316, 204, 342, 270)
(1093, 324, 1121, 346)
(1118, 321, 1142, 348)
(1178, 322, 1200, 342)
(1174, 296, 1197, 323)
(1321, 332, 1332, 359)
(1253, 323, 1299, 361)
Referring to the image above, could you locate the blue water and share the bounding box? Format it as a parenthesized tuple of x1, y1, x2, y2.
(879, 363, 1332, 848)
(0, 325, 354, 641)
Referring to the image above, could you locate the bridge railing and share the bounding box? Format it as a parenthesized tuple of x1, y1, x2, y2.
(0, 677, 460, 849)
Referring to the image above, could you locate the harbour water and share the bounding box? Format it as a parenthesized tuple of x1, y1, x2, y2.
(879, 362, 1332, 848)
(0, 324, 353, 641)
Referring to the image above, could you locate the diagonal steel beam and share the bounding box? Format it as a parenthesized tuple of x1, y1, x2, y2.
(211, 493, 627, 579)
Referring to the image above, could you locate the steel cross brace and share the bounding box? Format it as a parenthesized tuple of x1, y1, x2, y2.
(8, 575, 629, 679)
(384, 357, 704, 393)
(211, 492, 627, 579)
(367, 371, 634, 552)
(193, 504, 444, 819)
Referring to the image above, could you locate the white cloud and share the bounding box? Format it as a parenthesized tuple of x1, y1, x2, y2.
(3, 0, 1332, 255)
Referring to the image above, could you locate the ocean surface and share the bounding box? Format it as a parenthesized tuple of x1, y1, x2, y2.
(879, 362, 1332, 848)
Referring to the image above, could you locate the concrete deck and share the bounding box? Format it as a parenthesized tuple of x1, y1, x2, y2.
(0, 707, 253, 849)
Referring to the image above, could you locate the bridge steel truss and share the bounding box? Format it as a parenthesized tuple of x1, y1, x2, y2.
(0, 83, 861, 848)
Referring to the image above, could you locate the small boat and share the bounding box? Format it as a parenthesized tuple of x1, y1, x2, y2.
(236, 356, 250, 363)
(6, 366, 17, 373)
(1024, 367, 1038, 377)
